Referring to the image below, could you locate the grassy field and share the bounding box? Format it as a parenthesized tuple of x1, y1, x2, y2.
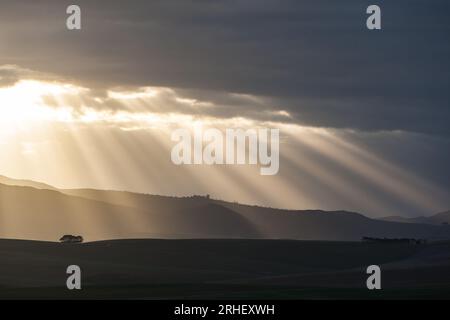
(0, 239, 449, 299)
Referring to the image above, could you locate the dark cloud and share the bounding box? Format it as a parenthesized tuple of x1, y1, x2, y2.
(0, 0, 449, 134)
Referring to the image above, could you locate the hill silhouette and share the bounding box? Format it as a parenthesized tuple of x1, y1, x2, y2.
(0, 174, 56, 190)
(380, 210, 450, 225)
(62, 188, 450, 241)
(0, 180, 449, 242)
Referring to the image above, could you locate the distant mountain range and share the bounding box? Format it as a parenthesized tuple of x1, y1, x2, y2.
(0, 175, 449, 242)
(0, 174, 56, 190)
(379, 211, 450, 225)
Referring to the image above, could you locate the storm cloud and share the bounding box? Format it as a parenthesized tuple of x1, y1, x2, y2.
(1, 0, 449, 134)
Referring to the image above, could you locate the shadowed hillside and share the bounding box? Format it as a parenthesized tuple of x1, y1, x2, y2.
(0, 184, 259, 241)
(0, 175, 56, 190)
(380, 211, 450, 225)
(62, 188, 450, 241)
(1, 183, 446, 242)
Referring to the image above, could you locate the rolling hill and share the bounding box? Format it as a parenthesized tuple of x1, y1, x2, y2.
(380, 211, 450, 225)
(0, 175, 56, 190)
(0, 180, 450, 242)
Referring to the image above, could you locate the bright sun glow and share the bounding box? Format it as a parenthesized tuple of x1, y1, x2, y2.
(0, 80, 81, 128)
(0, 79, 217, 135)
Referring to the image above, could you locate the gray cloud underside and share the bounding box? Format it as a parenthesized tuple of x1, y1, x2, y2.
(1, 0, 449, 134)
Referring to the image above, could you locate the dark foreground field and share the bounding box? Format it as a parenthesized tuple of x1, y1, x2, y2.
(0, 239, 449, 299)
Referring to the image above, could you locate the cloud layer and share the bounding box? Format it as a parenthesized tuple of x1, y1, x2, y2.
(1, 0, 449, 134)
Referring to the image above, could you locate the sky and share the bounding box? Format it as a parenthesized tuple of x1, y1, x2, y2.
(0, 0, 449, 217)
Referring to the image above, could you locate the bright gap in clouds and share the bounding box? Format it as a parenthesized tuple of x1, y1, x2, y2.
(0, 78, 260, 134)
(0, 79, 189, 132)
(0, 80, 77, 128)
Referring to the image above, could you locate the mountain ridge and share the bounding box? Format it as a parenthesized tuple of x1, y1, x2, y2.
(1, 179, 450, 242)
(379, 211, 450, 225)
(0, 174, 57, 190)
(1, 175, 449, 242)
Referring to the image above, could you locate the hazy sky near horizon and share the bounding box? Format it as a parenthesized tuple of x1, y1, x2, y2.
(0, 0, 449, 217)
